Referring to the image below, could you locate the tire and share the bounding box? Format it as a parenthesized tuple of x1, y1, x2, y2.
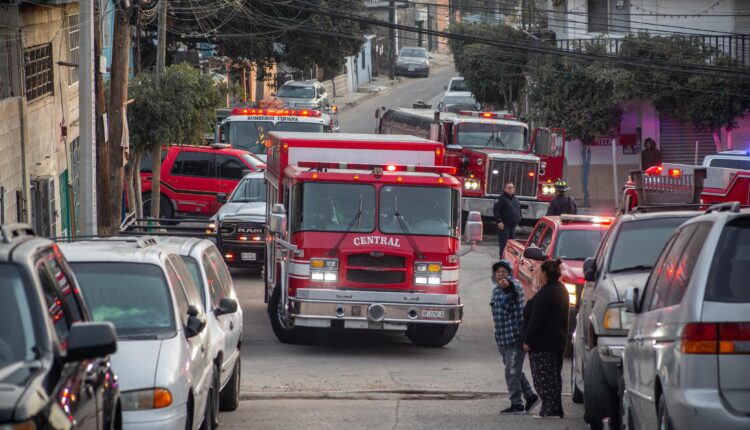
(406, 323, 459, 347)
(268, 287, 311, 344)
(657, 394, 673, 430)
(209, 366, 220, 429)
(142, 192, 175, 224)
(571, 354, 583, 404)
(219, 357, 241, 411)
(583, 349, 620, 430)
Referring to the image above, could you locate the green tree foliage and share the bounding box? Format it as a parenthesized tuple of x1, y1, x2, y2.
(448, 22, 531, 111)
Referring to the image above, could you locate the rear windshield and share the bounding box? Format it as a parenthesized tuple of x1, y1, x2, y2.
(449, 79, 467, 91)
(71, 262, 176, 337)
(607, 217, 691, 273)
(707, 158, 750, 170)
(706, 219, 750, 303)
(553, 229, 607, 260)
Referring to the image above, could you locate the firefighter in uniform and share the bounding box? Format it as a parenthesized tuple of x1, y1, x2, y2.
(546, 180, 577, 216)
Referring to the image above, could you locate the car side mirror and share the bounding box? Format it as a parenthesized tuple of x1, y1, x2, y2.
(446, 144, 462, 151)
(437, 101, 445, 110)
(463, 211, 483, 243)
(65, 322, 117, 362)
(185, 305, 206, 338)
(625, 287, 641, 314)
(216, 193, 228, 203)
(583, 257, 597, 282)
(523, 246, 546, 261)
(215, 297, 239, 316)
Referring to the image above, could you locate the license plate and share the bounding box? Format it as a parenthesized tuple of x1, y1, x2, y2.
(421, 309, 444, 319)
(408, 67, 415, 71)
(241, 252, 257, 261)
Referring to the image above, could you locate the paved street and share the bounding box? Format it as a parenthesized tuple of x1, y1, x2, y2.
(225, 236, 585, 429)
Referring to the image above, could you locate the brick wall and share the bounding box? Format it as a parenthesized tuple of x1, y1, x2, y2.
(0, 97, 26, 223)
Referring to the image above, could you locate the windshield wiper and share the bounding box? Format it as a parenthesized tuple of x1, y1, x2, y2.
(609, 265, 652, 274)
(327, 196, 363, 256)
(393, 196, 426, 260)
(484, 132, 495, 148)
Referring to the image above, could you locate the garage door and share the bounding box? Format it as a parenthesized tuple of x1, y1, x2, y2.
(659, 116, 717, 164)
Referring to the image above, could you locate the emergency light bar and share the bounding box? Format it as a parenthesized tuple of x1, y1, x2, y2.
(560, 214, 613, 225)
(644, 165, 682, 177)
(231, 107, 322, 117)
(297, 161, 457, 175)
(458, 111, 515, 120)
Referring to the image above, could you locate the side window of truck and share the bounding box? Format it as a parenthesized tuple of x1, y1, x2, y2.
(529, 224, 545, 246)
(540, 228, 554, 254)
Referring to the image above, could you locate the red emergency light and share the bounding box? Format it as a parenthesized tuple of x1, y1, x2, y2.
(231, 107, 322, 117)
(645, 165, 663, 176)
(459, 111, 516, 120)
(668, 168, 682, 177)
(297, 161, 457, 175)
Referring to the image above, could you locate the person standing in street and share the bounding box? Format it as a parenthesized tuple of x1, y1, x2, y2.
(641, 138, 662, 170)
(546, 179, 577, 216)
(523, 259, 569, 419)
(493, 182, 521, 259)
(490, 260, 539, 415)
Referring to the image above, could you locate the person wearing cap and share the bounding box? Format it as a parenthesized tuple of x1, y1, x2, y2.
(546, 180, 577, 216)
(490, 260, 540, 415)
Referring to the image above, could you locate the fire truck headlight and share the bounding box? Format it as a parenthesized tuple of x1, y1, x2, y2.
(311, 272, 325, 281)
(310, 258, 338, 282)
(415, 262, 441, 273)
(324, 272, 337, 281)
(415, 276, 428, 285)
(464, 178, 480, 191)
(310, 258, 338, 269)
(542, 185, 555, 195)
(427, 276, 441, 285)
(415, 263, 442, 286)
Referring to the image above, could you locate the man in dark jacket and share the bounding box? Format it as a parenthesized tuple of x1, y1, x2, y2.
(546, 180, 577, 216)
(641, 138, 662, 170)
(494, 182, 522, 258)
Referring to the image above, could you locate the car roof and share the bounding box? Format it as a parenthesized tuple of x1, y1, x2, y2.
(0, 224, 50, 263)
(242, 172, 265, 180)
(443, 91, 473, 98)
(542, 215, 612, 231)
(59, 238, 169, 265)
(280, 80, 318, 87)
(152, 236, 216, 259)
(167, 144, 253, 158)
(618, 210, 702, 222)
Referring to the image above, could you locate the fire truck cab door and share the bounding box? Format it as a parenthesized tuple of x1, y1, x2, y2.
(531, 127, 566, 184)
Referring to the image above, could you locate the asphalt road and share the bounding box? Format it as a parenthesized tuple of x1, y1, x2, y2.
(217, 71, 587, 429)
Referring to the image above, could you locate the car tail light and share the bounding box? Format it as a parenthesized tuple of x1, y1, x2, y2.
(682, 322, 750, 354)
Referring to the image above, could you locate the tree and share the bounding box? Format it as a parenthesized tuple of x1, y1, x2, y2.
(127, 64, 225, 219)
(448, 22, 531, 112)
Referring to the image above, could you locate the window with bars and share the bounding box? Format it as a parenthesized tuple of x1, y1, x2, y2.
(65, 12, 79, 84)
(23, 44, 54, 102)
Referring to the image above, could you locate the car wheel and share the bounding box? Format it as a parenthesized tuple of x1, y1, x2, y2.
(219, 357, 241, 411)
(406, 323, 459, 347)
(657, 394, 673, 430)
(583, 349, 620, 430)
(141, 192, 176, 225)
(269, 286, 311, 344)
(571, 354, 583, 404)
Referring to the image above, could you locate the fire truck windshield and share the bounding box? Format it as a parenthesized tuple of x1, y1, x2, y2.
(292, 183, 376, 233)
(379, 186, 459, 237)
(229, 177, 266, 203)
(275, 122, 325, 133)
(457, 123, 527, 151)
(227, 121, 273, 155)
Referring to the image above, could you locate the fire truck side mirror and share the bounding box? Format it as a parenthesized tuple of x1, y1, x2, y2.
(463, 211, 483, 243)
(269, 204, 287, 235)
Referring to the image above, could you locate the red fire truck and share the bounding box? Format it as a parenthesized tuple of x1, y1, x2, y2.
(377, 108, 565, 222)
(264, 132, 482, 347)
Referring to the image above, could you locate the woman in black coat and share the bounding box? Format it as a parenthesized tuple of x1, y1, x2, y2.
(523, 259, 570, 418)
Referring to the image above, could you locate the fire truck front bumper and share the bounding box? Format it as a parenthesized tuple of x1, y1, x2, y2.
(289, 288, 463, 330)
(462, 197, 549, 221)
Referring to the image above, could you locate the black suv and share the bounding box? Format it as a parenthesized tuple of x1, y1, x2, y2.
(0, 225, 120, 429)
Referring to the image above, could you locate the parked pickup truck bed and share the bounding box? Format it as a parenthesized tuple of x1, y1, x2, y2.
(503, 215, 612, 349)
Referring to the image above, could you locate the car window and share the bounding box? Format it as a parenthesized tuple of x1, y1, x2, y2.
(37, 261, 71, 350)
(607, 216, 691, 273)
(202, 252, 225, 308)
(400, 48, 426, 58)
(0, 264, 38, 366)
(553, 229, 606, 260)
(165, 261, 190, 326)
(646, 225, 692, 310)
(171, 151, 214, 177)
(205, 246, 233, 297)
(170, 256, 202, 308)
(449, 79, 467, 91)
(140, 148, 168, 173)
(539, 227, 554, 254)
(46, 253, 84, 322)
(705, 217, 750, 303)
(708, 158, 750, 170)
(530, 223, 545, 246)
(71, 262, 176, 336)
(216, 154, 247, 180)
(181, 257, 206, 308)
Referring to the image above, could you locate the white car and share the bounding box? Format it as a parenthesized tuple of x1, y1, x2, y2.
(61, 237, 215, 430)
(153, 237, 243, 416)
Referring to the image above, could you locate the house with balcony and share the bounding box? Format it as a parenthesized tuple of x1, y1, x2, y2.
(0, 0, 82, 237)
(541, 0, 750, 207)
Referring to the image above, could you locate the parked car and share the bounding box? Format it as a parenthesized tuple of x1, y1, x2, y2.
(273, 80, 330, 109)
(151, 236, 243, 413)
(622, 203, 750, 430)
(444, 76, 467, 92)
(0, 224, 119, 429)
(61, 237, 215, 430)
(437, 92, 480, 113)
(505, 214, 612, 355)
(139, 144, 265, 221)
(575, 210, 700, 429)
(210, 172, 267, 267)
(395, 47, 430, 77)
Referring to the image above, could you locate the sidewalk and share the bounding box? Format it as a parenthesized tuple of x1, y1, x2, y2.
(323, 52, 454, 111)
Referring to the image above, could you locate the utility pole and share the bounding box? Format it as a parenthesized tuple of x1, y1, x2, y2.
(388, 0, 395, 80)
(79, 0, 97, 235)
(107, 0, 132, 232)
(94, 0, 111, 234)
(151, 0, 168, 219)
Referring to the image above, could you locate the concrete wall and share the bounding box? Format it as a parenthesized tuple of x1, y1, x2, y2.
(0, 98, 28, 223)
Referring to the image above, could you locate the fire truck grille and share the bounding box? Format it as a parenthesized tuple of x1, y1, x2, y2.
(348, 254, 406, 268)
(347, 269, 405, 285)
(486, 160, 538, 198)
